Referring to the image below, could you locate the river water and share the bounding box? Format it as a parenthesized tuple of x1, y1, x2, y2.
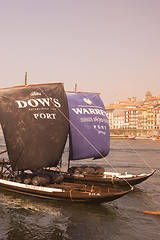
(0, 134, 159, 240)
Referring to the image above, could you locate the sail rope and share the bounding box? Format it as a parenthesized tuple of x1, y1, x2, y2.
(110, 126, 154, 172)
(0, 149, 7, 155)
(36, 86, 136, 188)
(121, 137, 153, 171)
(37, 86, 156, 188)
(37, 85, 118, 172)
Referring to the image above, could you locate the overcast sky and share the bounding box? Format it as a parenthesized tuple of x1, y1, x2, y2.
(0, 0, 160, 105)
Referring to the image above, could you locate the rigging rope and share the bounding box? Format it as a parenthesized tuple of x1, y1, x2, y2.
(37, 85, 118, 172)
(36, 85, 153, 189)
(121, 137, 153, 171)
(0, 149, 7, 155)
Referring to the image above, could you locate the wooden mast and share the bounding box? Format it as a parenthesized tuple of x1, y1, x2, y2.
(25, 72, 27, 85)
(75, 83, 77, 92)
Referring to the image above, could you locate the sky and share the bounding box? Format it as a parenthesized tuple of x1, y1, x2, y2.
(0, 0, 160, 105)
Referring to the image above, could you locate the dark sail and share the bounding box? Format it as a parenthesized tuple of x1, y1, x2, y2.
(66, 92, 110, 160)
(0, 83, 69, 171)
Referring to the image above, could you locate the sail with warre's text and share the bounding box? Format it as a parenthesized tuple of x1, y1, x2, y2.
(66, 92, 110, 161)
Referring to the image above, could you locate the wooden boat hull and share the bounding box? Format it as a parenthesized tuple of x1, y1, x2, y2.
(0, 179, 132, 203)
(64, 170, 156, 187)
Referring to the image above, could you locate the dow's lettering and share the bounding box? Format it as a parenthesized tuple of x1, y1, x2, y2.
(16, 98, 61, 109)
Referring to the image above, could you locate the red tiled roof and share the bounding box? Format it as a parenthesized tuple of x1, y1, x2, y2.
(106, 104, 136, 109)
(114, 114, 125, 117)
(145, 97, 160, 102)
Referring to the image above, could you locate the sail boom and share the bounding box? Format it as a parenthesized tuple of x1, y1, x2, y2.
(0, 82, 65, 91)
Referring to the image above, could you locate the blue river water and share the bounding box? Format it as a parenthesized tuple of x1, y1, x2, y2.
(0, 133, 159, 240)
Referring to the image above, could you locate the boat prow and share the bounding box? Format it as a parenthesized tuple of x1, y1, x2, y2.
(108, 169, 156, 186)
(64, 168, 156, 187)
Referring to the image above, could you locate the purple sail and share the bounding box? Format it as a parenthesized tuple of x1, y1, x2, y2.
(66, 92, 110, 160)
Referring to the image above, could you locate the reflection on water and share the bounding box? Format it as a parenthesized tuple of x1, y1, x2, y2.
(0, 135, 160, 240)
(0, 189, 122, 240)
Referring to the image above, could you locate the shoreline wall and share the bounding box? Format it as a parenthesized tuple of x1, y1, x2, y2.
(110, 129, 160, 137)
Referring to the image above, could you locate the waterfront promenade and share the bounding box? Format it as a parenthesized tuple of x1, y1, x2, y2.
(110, 129, 160, 137)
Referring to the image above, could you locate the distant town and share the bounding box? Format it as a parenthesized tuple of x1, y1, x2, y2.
(105, 91, 160, 136)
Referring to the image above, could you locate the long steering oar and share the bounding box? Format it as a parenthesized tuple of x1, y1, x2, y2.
(142, 211, 160, 216)
(0, 149, 7, 155)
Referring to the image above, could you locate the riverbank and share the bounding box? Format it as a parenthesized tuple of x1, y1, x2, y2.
(110, 129, 160, 137)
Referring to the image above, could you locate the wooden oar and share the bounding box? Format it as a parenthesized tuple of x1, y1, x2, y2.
(142, 211, 160, 216)
(0, 149, 7, 155)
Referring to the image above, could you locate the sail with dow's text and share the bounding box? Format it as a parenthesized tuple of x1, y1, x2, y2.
(0, 83, 69, 171)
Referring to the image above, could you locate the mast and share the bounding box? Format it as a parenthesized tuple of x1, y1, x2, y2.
(75, 83, 77, 92)
(25, 72, 27, 85)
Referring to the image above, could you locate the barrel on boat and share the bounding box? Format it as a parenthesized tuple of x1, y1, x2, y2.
(49, 171, 64, 183)
(94, 166, 105, 175)
(32, 174, 50, 186)
(23, 173, 34, 184)
(74, 167, 83, 174)
(82, 167, 95, 175)
(15, 174, 23, 183)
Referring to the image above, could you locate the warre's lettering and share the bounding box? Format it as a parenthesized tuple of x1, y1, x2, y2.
(72, 107, 107, 117)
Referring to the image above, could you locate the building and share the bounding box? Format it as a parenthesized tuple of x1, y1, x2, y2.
(105, 92, 160, 131)
(127, 108, 139, 129)
(147, 106, 154, 129)
(105, 101, 136, 129)
(105, 106, 114, 129)
(154, 104, 160, 130)
(138, 107, 148, 130)
(113, 114, 125, 129)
